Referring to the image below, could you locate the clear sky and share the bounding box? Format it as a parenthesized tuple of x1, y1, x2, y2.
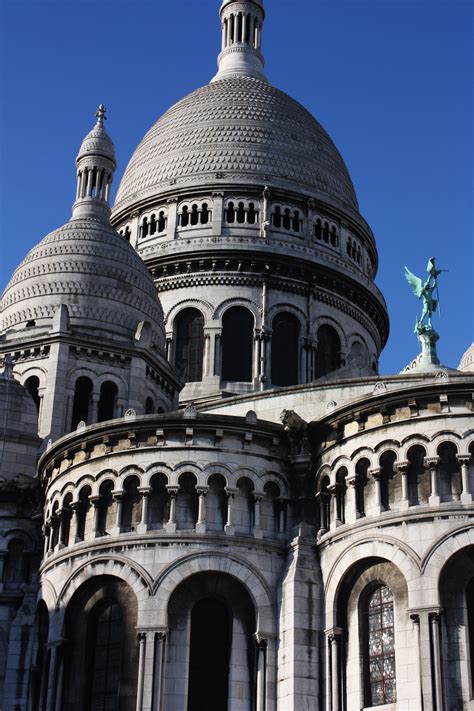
(0, 0, 472, 374)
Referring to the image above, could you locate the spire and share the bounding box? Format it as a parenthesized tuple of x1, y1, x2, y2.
(72, 105, 117, 220)
(212, 0, 267, 83)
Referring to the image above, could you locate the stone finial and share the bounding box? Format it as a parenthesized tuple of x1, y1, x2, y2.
(95, 104, 106, 126)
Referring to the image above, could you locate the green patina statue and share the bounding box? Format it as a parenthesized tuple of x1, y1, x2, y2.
(405, 257, 446, 335)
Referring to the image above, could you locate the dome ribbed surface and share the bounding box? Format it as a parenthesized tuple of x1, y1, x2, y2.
(77, 124, 116, 164)
(1, 218, 165, 350)
(114, 77, 358, 211)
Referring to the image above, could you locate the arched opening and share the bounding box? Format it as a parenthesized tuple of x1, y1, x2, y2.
(335, 467, 348, 524)
(25, 375, 41, 413)
(439, 546, 474, 706)
(4, 539, 29, 589)
(188, 598, 231, 711)
(315, 325, 341, 378)
(226, 201, 235, 223)
(71, 376, 93, 430)
(149, 473, 169, 530)
(438, 441, 461, 502)
(76, 486, 92, 541)
(97, 480, 115, 536)
(97, 381, 118, 423)
(181, 205, 189, 227)
(206, 474, 227, 532)
(272, 206, 282, 228)
(60, 493, 73, 546)
(318, 475, 331, 532)
(121, 476, 141, 533)
(237, 201, 246, 223)
(62, 576, 138, 711)
(176, 473, 199, 530)
(174, 308, 205, 383)
(145, 396, 154, 415)
(165, 572, 256, 711)
(190, 204, 199, 226)
(247, 202, 257, 224)
(235, 477, 254, 534)
(380, 450, 397, 510)
(271, 312, 300, 386)
(221, 306, 253, 382)
(355, 458, 369, 518)
(261, 481, 280, 536)
(407, 445, 429, 505)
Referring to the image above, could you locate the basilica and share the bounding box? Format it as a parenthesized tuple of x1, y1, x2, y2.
(0, 1, 473, 710)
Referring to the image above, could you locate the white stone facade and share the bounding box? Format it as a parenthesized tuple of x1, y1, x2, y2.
(0, 1, 473, 710)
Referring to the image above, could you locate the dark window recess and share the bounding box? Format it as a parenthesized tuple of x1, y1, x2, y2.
(89, 603, 123, 711)
(97, 381, 118, 422)
(25, 375, 41, 413)
(271, 312, 299, 386)
(145, 397, 154, 414)
(314, 325, 340, 378)
(221, 306, 253, 382)
(187, 598, 231, 711)
(174, 308, 205, 383)
(71, 376, 93, 430)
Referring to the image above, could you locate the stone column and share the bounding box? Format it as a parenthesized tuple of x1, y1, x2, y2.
(255, 637, 267, 711)
(212, 192, 224, 235)
(203, 333, 211, 377)
(137, 487, 151, 534)
(43, 520, 51, 556)
(396, 461, 410, 509)
(166, 198, 178, 239)
(325, 628, 342, 711)
(89, 496, 101, 538)
(136, 632, 147, 711)
(410, 614, 424, 710)
(69, 502, 81, 543)
(224, 487, 237, 535)
(195, 486, 208, 533)
(345, 475, 358, 524)
(429, 612, 444, 710)
(369, 466, 383, 515)
(165, 486, 179, 532)
(425, 456, 441, 506)
(327, 485, 338, 530)
(277, 498, 286, 538)
(457, 454, 472, 503)
(111, 491, 124, 536)
(151, 631, 167, 711)
(253, 494, 263, 538)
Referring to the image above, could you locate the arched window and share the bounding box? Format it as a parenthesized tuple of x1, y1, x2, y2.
(97, 381, 118, 423)
(4, 539, 28, 589)
(176, 473, 199, 530)
(438, 442, 462, 502)
(25, 375, 41, 413)
(273, 206, 282, 228)
(261, 482, 280, 536)
(335, 467, 347, 524)
(363, 585, 396, 706)
(355, 459, 369, 517)
(149, 474, 169, 530)
(71, 376, 93, 430)
(247, 202, 257, 224)
(145, 396, 154, 415)
(318, 475, 331, 532)
(174, 308, 205, 383)
(407, 445, 429, 505)
(271, 312, 299, 386)
(226, 201, 235, 223)
(181, 205, 189, 227)
(60, 493, 73, 546)
(206, 474, 227, 532)
(121, 476, 141, 533)
(89, 602, 123, 711)
(237, 201, 246, 223)
(76, 486, 92, 541)
(235, 477, 254, 534)
(221, 306, 253, 382)
(190, 204, 199, 226)
(97, 481, 115, 536)
(314, 325, 341, 378)
(188, 598, 231, 711)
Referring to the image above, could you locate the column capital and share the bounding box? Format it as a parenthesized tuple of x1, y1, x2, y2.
(225, 487, 238, 497)
(166, 485, 180, 496)
(368, 467, 382, 479)
(89, 495, 101, 506)
(396, 460, 409, 473)
(253, 493, 263, 503)
(457, 454, 471, 465)
(138, 487, 151, 496)
(196, 486, 209, 496)
(112, 490, 124, 500)
(424, 456, 439, 468)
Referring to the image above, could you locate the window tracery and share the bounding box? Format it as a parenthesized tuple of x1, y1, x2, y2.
(364, 585, 397, 706)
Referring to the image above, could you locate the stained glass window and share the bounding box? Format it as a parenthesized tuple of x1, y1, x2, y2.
(366, 585, 396, 706)
(90, 602, 123, 711)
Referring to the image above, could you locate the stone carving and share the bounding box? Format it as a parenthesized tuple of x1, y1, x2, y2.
(76, 421, 86, 431)
(124, 409, 137, 419)
(280, 409, 308, 453)
(183, 402, 198, 419)
(245, 410, 258, 424)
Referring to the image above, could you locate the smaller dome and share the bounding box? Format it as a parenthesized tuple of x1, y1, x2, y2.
(76, 104, 116, 165)
(1, 218, 165, 351)
(458, 342, 474, 372)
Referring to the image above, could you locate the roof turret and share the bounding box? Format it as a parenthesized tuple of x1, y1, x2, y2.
(72, 105, 117, 220)
(213, 0, 267, 82)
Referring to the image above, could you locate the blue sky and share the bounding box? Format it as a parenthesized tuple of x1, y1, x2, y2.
(0, 0, 472, 374)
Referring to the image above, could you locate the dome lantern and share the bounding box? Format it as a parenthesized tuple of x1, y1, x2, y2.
(212, 0, 267, 82)
(72, 104, 117, 220)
